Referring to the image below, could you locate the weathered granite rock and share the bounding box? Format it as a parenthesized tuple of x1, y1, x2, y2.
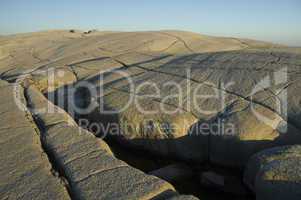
(1, 30, 301, 199)
(244, 145, 301, 192)
(2, 31, 300, 168)
(0, 30, 276, 81)
(26, 85, 77, 127)
(0, 82, 70, 200)
(76, 50, 301, 167)
(29, 67, 77, 92)
(207, 102, 301, 168)
(26, 85, 181, 200)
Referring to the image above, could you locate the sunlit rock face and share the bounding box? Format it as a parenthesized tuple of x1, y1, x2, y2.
(1, 30, 301, 199)
(74, 50, 301, 167)
(1, 30, 301, 168)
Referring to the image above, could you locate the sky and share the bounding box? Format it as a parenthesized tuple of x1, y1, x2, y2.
(0, 0, 300, 46)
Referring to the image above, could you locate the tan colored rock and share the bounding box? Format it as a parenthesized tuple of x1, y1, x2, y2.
(79, 50, 301, 167)
(30, 67, 77, 92)
(0, 82, 70, 200)
(26, 85, 77, 127)
(3, 31, 298, 168)
(0, 30, 275, 80)
(26, 85, 177, 200)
